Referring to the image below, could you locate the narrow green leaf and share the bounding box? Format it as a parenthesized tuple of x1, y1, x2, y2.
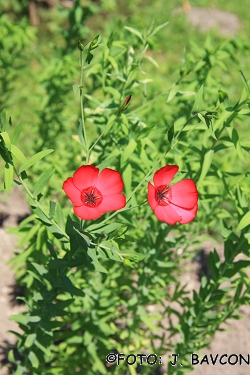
(73, 228, 90, 247)
(87, 342, 107, 373)
(33, 207, 51, 225)
(31, 262, 48, 276)
(138, 306, 158, 330)
(155, 260, 175, 268)
(236, 141, 246, 161)
(47, 225, 66, 238)
(103, 114, 116, 136)
(90, 222, 125, 234)
(96, 156, 117, 170)
(99, 240, 122, 261)
(87, 248, 108, 273)
(121, 139, 137, 164)
(72, 84, 80, 94)
(49, 259, 68, 269)
(55, 299, 74, 310)
(14, 364, 26, 375)
(19, 149, 54, 173)
(28, 316, 41, 323)
(55, 203, 64, 228)
(28, 351, 39, 368)
(9, 313, 30, 325)
(120, 249, 146, 261)
(107, 55, 119, 72)
(149, 21, 169, 37)
(1, 131, 11, 150)
(224, 261, 250, 278)
(0, 109, 6, 132)
(8, 349, 15, 363)
(4, 162, 14, 195)
(24, 333, 37, 348)
(11, 144, 27, 163)
(34, 340, 52, 357)
(167, 123, 175, 144)
(239, 70, 250, 96)
(33, 168, 55, 196)
(92, 260, 108, 273)
(237, 211, 250, 231)
(167, 84, 178, 103)
(123, 163, 132, 195)
(11, 122, 23, 144)
(60, 275, 85, 296)
(124, 26, 143, 42)
(192, 85, 204, 114)
(197, 150, 214, 187)
(49, 200, 56, 217)
(234, 282, 244, 303)
(143, 55, 159, 68)
(201, 275, 207, 288)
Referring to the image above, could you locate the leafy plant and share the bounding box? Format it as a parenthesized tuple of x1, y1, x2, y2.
(1, 8, 250, 375)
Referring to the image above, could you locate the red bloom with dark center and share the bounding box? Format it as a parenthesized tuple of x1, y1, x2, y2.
(63, 165, 126, 220)
(148, 165, 198, 225)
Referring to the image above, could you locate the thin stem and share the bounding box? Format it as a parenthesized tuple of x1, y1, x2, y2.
(126, 147, 171, 204)
(94, 200, 147, 228)
(16, 169, 69, 241)
(129, 90, 168, 115)
(89, 115, 118, 153)
(79, 51, 89, 164)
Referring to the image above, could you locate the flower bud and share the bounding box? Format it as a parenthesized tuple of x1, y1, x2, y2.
(118, 95, 132, 115)
(78, 40, 84, 51)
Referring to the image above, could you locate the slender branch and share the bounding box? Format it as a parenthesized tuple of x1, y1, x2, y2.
(89, 115, 118, 153)
(18, 172, 69, 241)
(79, 51, 89, 164)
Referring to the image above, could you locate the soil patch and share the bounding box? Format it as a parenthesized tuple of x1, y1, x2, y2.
(175, 6, 241, 37)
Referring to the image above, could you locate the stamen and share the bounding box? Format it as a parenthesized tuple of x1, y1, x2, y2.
(81, 187, 102, 207)
(156, 185, 171, 205)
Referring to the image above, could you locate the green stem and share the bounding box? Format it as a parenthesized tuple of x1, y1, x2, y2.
(2, 147, 69, 241)
(89, 115, 118, 153)
(94, 200, 147, 227)
(79, 51, 89, 164)
(17, 170, 69, 241)
(130, 90, 168, 115)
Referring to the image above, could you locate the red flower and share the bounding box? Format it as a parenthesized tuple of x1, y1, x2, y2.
(63, 165, 126, 220)
(148, 165, 198, 225)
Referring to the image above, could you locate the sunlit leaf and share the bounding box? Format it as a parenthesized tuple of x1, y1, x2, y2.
(28, 351, 39, 368)
(192, 85, 204, 114)
(33, 168, 55, 196)
(19, 149, 54, 173)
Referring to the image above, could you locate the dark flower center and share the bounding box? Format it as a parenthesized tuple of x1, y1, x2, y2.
(81, 186, 103, 207)
(156, 185, 171, 206)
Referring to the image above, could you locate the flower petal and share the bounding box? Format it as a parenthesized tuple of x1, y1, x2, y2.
(169, 179, 198, 209)
(73, 165, 99, 191)
(148, 182, 157, 210)
(154, 204, 182, 225)
(74, 205, 102, 220)
(153, 165, 179, 187)
(62, 178, 82, 206)
(96, 168, 124, 196)
(170, 203, 198, 224)
(98, 194, 126, 213)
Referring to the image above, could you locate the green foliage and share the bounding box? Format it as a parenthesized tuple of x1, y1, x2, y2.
(1, 2, 250, 375)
